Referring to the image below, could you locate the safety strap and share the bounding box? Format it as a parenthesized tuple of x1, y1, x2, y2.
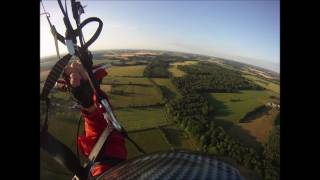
(88, 127, 113, 163)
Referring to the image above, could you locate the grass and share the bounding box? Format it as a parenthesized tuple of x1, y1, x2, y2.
(107, 65, 146, 77)
(170, 61, 198, 66)
(168, 66, 186, 77)
(100, 84, 112, 93)
(160, 125, 198, 151)
(168, 61, 199, 77)
(41, 108, 82, 180)
(108, 84, 162, 108)
(40, 149, 72, 180)
(102, 77, 152, 85)
(243, 74, 280, 94)
(125, 128, 172, 159)
(151, 78, 181, 98)
(238, 109, 280, 143)
(114, 107, 171, 131)
(208, 90, 274, 123)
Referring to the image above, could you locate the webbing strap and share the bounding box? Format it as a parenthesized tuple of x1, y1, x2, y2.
(41, 54, 72, 100)
(88, 127, 113, 163)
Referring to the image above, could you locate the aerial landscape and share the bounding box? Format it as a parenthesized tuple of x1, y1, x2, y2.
(40, 0, 279, 179)
(40, 49, 280, 180)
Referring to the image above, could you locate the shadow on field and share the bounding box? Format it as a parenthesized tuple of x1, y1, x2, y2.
(213, 118, 263, 153)
(160, 127, 183, 146)
(159, 85, 176, 100)
(240, 106, 270, 123)
(205, 94, 231, 117)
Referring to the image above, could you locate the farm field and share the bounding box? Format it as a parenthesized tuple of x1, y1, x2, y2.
(125, 128, 172, 159)
(208, 90, 274, 123)
(238, 108, 279, 143)
(114, 107, 171, 131)
(243, 74, 280, 94)
(151, 78, 181, 98)
(107, 65, 146, 77)
(108, 84, 162, 108)
(168, 61, 197, 77)
(160, 125, 198, 151)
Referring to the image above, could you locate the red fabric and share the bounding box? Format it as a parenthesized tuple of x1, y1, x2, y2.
(93, 66, 108, 81)
(77, 106, 127, 177)
(77, 68, 127, 177)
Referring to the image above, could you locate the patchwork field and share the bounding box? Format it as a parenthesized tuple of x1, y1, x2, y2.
(40, 52, 279, 180)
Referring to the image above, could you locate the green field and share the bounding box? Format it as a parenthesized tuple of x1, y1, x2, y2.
(243, 74, 280, 94)
(41, 149, 72, 180)
(208, 90, 274, 123)
(107, 65, 146, 77)
(114, 107, 171, 131)
(41, 109, 83, 180)
(102, 76, 152, 85)
(160, 125, 198, 151)
(108, 84, 162, 108)
(168, 66, 186, 77)
(168, 61, 198, 77)
(126, 128, 172, 158)
(151, 78, 181, 98)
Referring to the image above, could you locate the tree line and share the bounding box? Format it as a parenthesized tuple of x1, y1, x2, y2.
(172, 62, 264, 94)
(163, 62, 279, 179)
(143, 60, 170, 78)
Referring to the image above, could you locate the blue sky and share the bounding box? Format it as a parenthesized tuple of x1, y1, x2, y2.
(40, 0, 280, 72)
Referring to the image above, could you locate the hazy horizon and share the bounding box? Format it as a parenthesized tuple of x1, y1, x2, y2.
(41, 0, 279, 73)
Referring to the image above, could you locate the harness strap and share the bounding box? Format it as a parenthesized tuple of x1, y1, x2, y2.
(88, 127, 114, 163)
(41, 54, 72, 100)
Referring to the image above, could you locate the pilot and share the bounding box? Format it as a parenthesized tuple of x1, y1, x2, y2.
(47, 60, 127, 179)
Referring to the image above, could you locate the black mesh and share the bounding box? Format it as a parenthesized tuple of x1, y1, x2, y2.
(97, 151, 244, 180)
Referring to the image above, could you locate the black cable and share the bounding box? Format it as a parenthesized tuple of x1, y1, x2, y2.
(57, 0, 67, 17)
(64, 0, 68, 16)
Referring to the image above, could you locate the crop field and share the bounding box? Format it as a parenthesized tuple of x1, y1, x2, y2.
(168, 66, 186, 77)
(160, 125, 198, 151)
(108, 84, 162, 108)
(208, 90, 273, 123)
(114, 107, 171, 131)
(102, 77, 152, 85)
(238, 108, 279, 143)
(243, 74, 280, 94)
(107, 65, 146, 77)
(125, 128, 173, 158)
(151, 78, 181, 98)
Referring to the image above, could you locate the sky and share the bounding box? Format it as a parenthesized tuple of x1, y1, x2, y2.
(40, 0, 280, 72)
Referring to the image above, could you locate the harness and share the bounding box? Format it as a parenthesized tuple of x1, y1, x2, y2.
(40, 0, 145, 178)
